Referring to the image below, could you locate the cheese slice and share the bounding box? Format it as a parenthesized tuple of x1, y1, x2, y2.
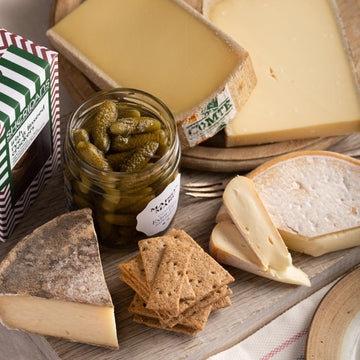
(223, 176, 292, 271)
(217, 151, 360, 256)
(210, 221, 310, 286)
(0, 209, 118, 348)
(206, 0, 360, 146)
(47, 0, 256, 148)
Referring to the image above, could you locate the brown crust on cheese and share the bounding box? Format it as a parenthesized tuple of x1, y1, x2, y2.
(0, 209, 113, 307)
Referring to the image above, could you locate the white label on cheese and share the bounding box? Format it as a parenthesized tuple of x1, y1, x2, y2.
(182, 86, 236, 147)
(136, 173, 181, 236)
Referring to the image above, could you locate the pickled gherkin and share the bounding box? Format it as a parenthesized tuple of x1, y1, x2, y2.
(91, 100, 117, 153)
(109, 117, 161, 136)
(104, 213, 137, 226)
(111, 129, 166, 152)
(106, 151, 133, 171)
(76, 141, 112, 171)
(120, 141, 159, 172)
(73, 128, 90, 145)
(117, 104, 141, 118)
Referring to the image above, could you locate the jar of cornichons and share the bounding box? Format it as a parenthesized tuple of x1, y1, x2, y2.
(64, 88, 181, 248)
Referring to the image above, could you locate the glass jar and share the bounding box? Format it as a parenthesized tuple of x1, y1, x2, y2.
(64, 88, 181, 248)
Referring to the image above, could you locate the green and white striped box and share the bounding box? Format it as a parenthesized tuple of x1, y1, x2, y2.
(0, 29, 60, 241)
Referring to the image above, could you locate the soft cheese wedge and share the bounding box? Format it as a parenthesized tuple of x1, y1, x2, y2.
(217, 151, 360, 256)
(47, 0, 256, 148)
(206, 0, 360, 145)
(223, 176, 292, 271)
(0, 209, 118, 348)
(219, 176, 309, 285)
(210, 221, 310, 286)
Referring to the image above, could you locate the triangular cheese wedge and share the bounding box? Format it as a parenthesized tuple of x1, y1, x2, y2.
(223, 176, 292, 271)
(210, 221, 310, 286)
(0, 209, 118, 348)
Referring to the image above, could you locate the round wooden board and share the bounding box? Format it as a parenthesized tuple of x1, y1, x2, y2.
(50, 0, 360, 172)
(306, 266, 360, 360)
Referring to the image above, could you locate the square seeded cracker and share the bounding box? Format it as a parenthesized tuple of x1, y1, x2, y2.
(133, 315, 201, 336)
(129, 293, 211, 330)
(139, 235, 195, 301)
(146, 241, 193, 316)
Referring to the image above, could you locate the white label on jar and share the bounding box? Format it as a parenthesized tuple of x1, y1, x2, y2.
(182, 86, 236, 147)
(136, 173, 181, 236)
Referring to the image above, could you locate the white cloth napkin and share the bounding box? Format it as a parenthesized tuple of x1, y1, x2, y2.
(209, 281, 335, 360)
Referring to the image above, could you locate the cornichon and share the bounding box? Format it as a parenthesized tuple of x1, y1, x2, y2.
(109, 117, 162, 136)
(73, 128, 90, 145)
(117, 104, 141, 118)
(106, 151, 133, 171)
(76, 141, 112, 171)
(120, 141, 159, 172)
(91, 100, 117, 153)
(111, 129, 166, 152)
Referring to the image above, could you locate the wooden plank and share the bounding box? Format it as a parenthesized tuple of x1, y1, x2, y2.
(1, 161, 359, 359)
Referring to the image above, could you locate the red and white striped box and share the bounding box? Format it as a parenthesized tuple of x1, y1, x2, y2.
(0, 28, 60, 241)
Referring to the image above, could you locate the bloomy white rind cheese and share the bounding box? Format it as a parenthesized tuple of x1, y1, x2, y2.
(217, 151, 360, 257)
(47, 0, 256, 149)
(248, 151, 360, 256)
(0, 209, 119, 348)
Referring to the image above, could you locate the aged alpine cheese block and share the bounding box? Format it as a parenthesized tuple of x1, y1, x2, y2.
(47, 0, 256, 148)
(213, 176, 309, 286)
(0, 208, 119, 348)
(217, 151, 360, 256)
(206, 0, 360, 146)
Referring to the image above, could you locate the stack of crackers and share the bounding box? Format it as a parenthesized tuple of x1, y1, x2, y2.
(119, 229, 234, 335)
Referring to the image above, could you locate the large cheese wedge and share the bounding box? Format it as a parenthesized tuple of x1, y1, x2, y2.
(47, 0, 256, 148)
(217, 151, 360, 256)
(218, 176, 309, 285)
(0, 209, 118, 348)
(206, 0, 360, 146)
(210, 221, 310, 286)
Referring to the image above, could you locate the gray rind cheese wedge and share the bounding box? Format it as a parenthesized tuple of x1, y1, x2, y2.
(223, 176, 293, 272)
(210, 221, 310, 286)
(0, 208, 119, 349)
(217, 151, 360, 257)
(46, 0, 256, 149)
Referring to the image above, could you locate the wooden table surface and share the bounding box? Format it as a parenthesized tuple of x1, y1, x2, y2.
(0, 115, 359, 360)
(0, 0, 360, 358)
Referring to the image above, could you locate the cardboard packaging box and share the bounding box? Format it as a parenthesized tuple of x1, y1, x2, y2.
(0, 29, 60, 241)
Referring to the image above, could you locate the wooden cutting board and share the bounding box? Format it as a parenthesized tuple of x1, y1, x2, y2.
(49, 0, 360, 172)
(0, 119, 360, 360)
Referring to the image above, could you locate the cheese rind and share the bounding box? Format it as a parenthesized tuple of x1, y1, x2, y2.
(47, 0, 256, 148)
(210, 221, 310, 286)
(223, 176, 292, 271)
(216, 151, 360, 256)
(0, 209, 118, 348)
(247, 151, 360, 256)
(206, 0, 360, 146)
